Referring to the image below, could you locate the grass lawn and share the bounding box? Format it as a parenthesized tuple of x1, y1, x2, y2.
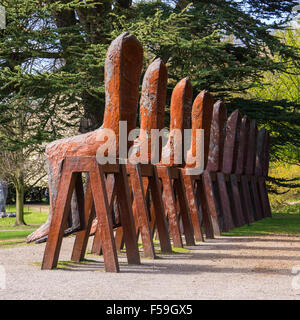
(223, 203, 300, 236)
(0, 202, 299, 248)
(0, 204, 48, 245)
(2, 204, 48, 226)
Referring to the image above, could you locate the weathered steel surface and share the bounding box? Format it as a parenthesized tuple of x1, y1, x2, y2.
(114, 164, 141, 264)
(78, 162, 140, 266)
(137, 58, 167, 163)
(221, 110, 247, 227)
(157, 78, 195, 245)
(183, 90, 214, 242)
(42, 169, 77, 270)
(71, 181, 95, 261)
(246, 124, 264, 221)
(182, 173, 204, 242)
(245, 120, 257, 176)
(222, 110, 241, 174)
(235, 116, 249, 175)
(229, 174, 246, 227)
(157, 166, 183, 248)
(201, 171, 221, 236)
(258, 176, 272, 218)
(206, 101, 227, 172)
(27, 32, 143, 243)
(126, 164, 156, 258)
(240, 175, 255, 223)
(216, 172, 234, 232)
(255, 128, 272, 218)
(200, 101, 228, 236)
(234, 115, 255, 223)
(240, 119, 261, 222)
(250, 176, 263, 221)
(90, 59, 172, 255)
(174, 170, 195, 246)
(42, 158, 138, 272)
(148, 166, 173, 253)
(114, 227, 124, 251)
(89, 163, 119, 272)
(186, 90, 214, 169)
(127, 59, 172, 254)
(161, 78, 192, 166)
(91, 174, 115, 254)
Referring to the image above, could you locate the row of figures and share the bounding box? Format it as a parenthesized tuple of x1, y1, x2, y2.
(23, 33, 272, 273)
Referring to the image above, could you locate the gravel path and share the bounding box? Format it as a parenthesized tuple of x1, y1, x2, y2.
(0, 234, 300, 300)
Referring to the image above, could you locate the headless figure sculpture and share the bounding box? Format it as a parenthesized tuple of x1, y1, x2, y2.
(185, 90, 214, 170)
(27, 32, 143, 243)
(129, 58, 167, 164)
(160, 78, 193, 166)
(91, 58, 168, 251)
(183, 90, 214, 241)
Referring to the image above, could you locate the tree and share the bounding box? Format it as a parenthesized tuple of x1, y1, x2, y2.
(0, 92, 80, 224)
(0, 0, 299, 214)
(2, 0, 298, 130)
(0, 0, 84, 223)
(230, 28, 300, 166)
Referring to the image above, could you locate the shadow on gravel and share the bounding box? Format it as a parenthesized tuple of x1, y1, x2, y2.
(54, 259, 292, 276)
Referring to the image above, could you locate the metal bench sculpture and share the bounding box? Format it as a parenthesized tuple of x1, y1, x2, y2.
(28, 33, 272, 272)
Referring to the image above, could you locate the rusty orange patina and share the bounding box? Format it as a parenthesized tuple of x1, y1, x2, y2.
(185, 90, 214, 169)
(27, 32, 143, 243)
(206, 101, 227, 172)
(129, 58, 167, 163)
(160, 78, 192, 166)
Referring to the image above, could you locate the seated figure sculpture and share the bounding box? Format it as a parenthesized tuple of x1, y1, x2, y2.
(27, 32, 143, 243)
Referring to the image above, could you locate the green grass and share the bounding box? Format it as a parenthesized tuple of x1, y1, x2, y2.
(31, 258, 99, 270)
(1, 204, 48, 226)
(0, 204, 49, 247)
(0, 201, 299, 248)
(275, 202, 300, 215)
(223, 210, 300, 236)
(0, 230, 36, 240)
(0, 239, 36, 249)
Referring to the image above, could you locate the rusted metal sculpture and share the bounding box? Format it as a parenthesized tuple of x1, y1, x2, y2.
(35, 31, 275, 274)
(236, 116, 255, 224)
(245, 121, 263, 221)
(27, 32, 143, 243)
(255, 128, 272, 218)
(203, 100, 233, 233)
(157, 78, 196, 246)
(91, 58, 172, 258)
(222, 110, 247, 228)
(202, 109, 272, 234)
(43, 159, 142, 272)
(40, 32, 145, 271)
(182, 90, 214, 241)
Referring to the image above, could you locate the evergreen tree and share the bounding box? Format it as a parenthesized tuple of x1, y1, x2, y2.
(0, 0, 299, 217)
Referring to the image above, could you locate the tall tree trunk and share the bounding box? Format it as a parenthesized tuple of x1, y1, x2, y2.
(15, 176, 25, 226)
